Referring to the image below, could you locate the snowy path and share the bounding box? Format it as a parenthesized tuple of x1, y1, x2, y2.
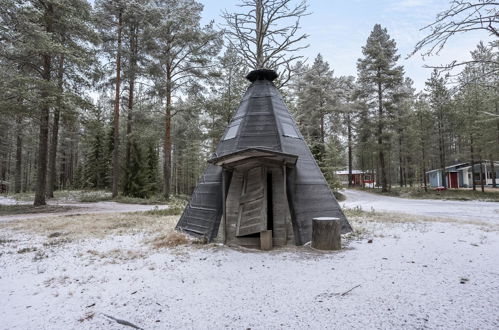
(1, 220, 498, 329)
(341, 189, 499, 223)
(0, 197, 168, 222)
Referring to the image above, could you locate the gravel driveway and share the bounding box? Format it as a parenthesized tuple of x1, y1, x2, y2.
(341, 189, 499, 223)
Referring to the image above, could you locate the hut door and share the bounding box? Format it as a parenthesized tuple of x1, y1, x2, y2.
(236, 166, 267, 236)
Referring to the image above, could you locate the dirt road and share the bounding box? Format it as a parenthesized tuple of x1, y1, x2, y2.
(341, 189, 499, 223)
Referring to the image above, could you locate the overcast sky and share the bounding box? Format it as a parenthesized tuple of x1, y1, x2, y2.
(199, 0, 495, 92)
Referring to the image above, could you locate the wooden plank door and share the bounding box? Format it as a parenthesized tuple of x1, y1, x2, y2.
(450, 172, 458, 188)
(236, 166, 267, 237)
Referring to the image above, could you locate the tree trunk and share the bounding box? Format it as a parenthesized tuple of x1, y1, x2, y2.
(422, 160, 427, 192)
(125, 24, 137, 175)
(438, 115, 446, 188)
(470, 132, 476, 191)
(15, 114, 23, 194)
(479, 156, 484, 192)
(255, 0, 264, 68)
(494, 101, 499, 188)
(163, 68, 172, 200)
(311, 217, 341, 251)
(47, 55, 64, 198)
(34, 4, 53, 206)
(112, 11, 123, 198)
(22, 151, 29, 193)
(491, 158, 496, 188)
(377, 78, 387, 192)
(347, 114, 353, 187)
(398, 133, 403, 187)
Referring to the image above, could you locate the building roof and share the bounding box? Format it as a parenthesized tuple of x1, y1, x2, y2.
(176, 69, 351, 244)
(458, 161, 499, 171)
(426, 162, 468, 174)
(335, 170, 365, 175)
(426, 161, 499, 174)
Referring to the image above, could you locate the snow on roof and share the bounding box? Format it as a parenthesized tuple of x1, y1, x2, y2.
(335, 170, 365, 175)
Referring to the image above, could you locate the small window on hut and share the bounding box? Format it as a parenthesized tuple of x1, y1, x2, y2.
(282, 123, 299, 138)
(224, 120, 241, 140)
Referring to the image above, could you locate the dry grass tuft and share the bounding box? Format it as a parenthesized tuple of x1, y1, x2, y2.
(150, 231, 189, 249)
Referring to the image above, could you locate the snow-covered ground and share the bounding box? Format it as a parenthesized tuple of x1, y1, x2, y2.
(341, 189, 499, 224)
(0, 198, 168, 222)
(1, 214, 498, 329)
(0, 196, 31, 205)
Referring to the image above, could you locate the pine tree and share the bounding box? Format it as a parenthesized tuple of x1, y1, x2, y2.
(413, 93, 433, 191)
(357, 24, 404, 192)
(95, 0, 126, 198)
(336, 76, 358, 186)
(148, 0, 222, 199)
(391, 77, 415, 187)
(0, 0, 97, 204)
(425, 70, 451, 188)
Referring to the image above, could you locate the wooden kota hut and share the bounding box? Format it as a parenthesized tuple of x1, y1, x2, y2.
(176, 69, 351, 248)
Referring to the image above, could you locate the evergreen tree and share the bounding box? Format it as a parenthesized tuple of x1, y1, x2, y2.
(336, 76, 358, 186)
(122, 139, 148, 198)
(81, 107, 109, 189)
(95, 0, 127, 198)
(204, 47, 247, 151)
(391, 77, 415, 187)
(295, 54, 336, 164)
(145, 143, 159, 194)
(413, 93, 433, 191)
(148, 0, 222, 199)
(0, 0, 97, 204)
(357, 24, 404, 192)
(425, 70, 451, 188)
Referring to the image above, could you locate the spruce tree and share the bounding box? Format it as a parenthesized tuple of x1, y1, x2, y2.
(122, 139, 148, 198)
(295, 54, 336, 164)
(145, 143, 159, 194)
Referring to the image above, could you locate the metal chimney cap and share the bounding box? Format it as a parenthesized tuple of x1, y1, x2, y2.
(246, 69, 278, 82)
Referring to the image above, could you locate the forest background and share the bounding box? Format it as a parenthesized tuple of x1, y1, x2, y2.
(0, 0, 497, 205)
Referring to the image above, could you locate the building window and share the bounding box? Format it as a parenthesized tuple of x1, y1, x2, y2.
(282, 123, 299, 138)
(223, 119, 241, 140)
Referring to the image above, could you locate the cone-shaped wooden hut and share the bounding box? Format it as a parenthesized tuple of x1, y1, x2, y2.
(176, 69, 351, 248)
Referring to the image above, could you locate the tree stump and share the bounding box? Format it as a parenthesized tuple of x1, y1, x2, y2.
(311, 217, 341, 250)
